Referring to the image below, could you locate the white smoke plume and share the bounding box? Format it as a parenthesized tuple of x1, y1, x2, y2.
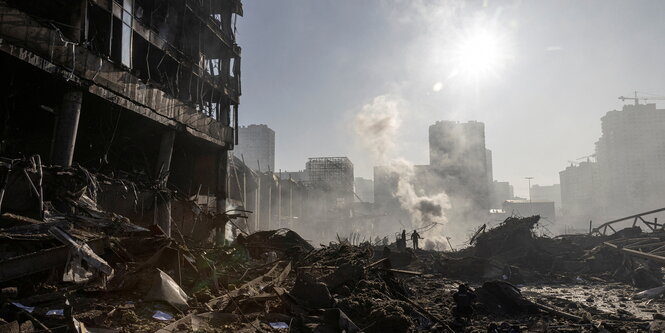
(391, 159, 450, 246)
(353, 95, 401, 164)
(353, 95, 451, 248)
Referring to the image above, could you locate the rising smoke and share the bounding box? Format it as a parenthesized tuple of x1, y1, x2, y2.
(353, 95, 401, 164)
(353, 95, 451, 248)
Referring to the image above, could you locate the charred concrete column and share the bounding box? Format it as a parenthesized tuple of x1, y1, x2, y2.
(154, 130, 176, 237)
(51, 89, 82, 166)
(155, 130, 176, 184)
(215, 149, 228, 245)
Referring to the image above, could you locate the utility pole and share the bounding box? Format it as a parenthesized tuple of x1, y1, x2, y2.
(525, 177, 534, 215)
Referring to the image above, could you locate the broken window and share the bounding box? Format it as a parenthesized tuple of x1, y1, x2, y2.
(229, 58, 235, 78)
(87, 3, 112, 57)
(205, 58, 221, 76)
(121, 0, 133, 68)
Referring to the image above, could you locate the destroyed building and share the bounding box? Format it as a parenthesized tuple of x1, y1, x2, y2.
(4, 2, 665, 333)
(0, 0, 243, 236)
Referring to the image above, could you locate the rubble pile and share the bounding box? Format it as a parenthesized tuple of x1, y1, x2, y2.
(436, 215, 665, 290)
(1, 160, 665, 332)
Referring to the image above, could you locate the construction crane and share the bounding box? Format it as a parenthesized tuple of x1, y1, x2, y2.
(618, 91, 665, 106)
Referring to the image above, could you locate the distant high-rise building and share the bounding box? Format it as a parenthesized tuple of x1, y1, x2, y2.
(559, 160, 599, 220)
(354, 177, 374, 203)
(491, 181, 514, 209)
(234, 124, 275, 172)
(485, 149, 494, 186)
(428, 120, 491, 212)
(595, 103, 665, 217)
(530, 184, 561, 214)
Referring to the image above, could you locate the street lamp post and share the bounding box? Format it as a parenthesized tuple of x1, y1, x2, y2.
(525, 177, 534, 214)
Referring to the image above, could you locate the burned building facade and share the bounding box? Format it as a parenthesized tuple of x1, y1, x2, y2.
(0, 0, 243, 237)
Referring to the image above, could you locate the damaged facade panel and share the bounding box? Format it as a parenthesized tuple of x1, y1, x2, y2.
(0, 0, 242, 238)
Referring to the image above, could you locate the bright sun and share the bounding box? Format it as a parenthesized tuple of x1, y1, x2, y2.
(450, 27, 508, 83)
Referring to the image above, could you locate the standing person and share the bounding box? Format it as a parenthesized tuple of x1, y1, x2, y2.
(452, 284, 476, 324)
(411, 230, 422, 250)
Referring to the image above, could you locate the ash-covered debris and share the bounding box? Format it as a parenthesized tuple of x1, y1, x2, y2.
(2, 175, 665, 333)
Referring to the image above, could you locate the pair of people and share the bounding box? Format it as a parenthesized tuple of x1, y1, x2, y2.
(400, 229, 423, 250)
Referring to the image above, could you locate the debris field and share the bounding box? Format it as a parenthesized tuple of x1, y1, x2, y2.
(2, 159, 665, 332)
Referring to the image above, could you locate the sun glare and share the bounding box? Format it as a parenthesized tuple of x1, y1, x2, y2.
(451, 27, 508, 83)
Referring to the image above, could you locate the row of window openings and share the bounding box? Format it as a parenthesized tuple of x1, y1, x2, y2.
(115, 0, 236, 77)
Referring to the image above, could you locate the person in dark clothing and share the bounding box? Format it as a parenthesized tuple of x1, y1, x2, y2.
(410, 230, 422, 249)
(397, 229, 406, 250)
(452, 284, 477, 322)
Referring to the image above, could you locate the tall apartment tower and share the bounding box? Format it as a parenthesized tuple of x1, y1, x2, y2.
(235, 124, 275, 172)
(428, 121, 491, 212)
(595, 103, 665, 217)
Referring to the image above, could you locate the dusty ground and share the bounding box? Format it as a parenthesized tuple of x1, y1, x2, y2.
(400, 253, 656, 332)
(6, 216, 665, 332)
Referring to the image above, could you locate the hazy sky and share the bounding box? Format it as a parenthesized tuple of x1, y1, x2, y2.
(237, 0, 665, 197)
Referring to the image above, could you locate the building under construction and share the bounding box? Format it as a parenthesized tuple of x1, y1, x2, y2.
(305, 157, 354, 207)
(302, 157, 354, 240)
(0, 0, 242, 237)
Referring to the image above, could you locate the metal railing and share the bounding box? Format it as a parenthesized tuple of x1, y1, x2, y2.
(589, 207, 665, 236)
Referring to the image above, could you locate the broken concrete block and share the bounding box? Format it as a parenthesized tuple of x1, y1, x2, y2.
(321, 262, 364, 291)
(290, 273, 333, 309)
(145, 269, 189, 311)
